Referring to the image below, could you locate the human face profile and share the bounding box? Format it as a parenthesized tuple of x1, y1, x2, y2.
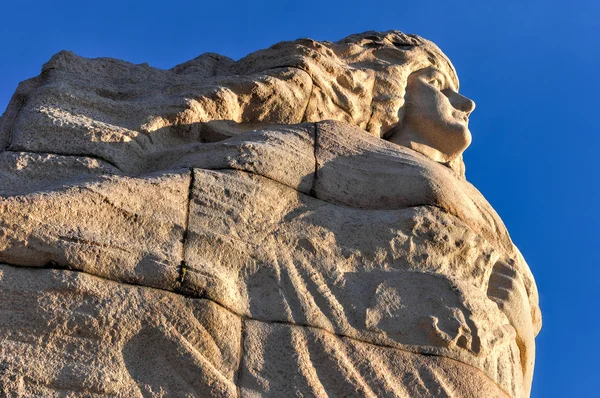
(388, 67, 476, 163)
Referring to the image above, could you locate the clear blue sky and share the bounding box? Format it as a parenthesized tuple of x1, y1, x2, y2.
(1, 1, 598, 396)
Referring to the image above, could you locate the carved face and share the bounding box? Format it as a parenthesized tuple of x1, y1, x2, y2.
(388, 67, 475, 163)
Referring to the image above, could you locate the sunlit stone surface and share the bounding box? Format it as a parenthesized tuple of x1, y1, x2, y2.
(0, 31, 540, 397)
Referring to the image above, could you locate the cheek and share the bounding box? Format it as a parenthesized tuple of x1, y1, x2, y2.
(433, 91, 453, 112)
(409, 87, 448, 115)
(412, 97, 448, 121)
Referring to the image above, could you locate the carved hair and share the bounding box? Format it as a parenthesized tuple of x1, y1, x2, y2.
(195, 30, 467, 175)
(314, 30, 460, 138)
(229, 30, 459, 140)
(333, 31, 467, 176)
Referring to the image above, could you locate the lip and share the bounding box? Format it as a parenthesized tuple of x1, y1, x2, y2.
(454, 112, 468, 123)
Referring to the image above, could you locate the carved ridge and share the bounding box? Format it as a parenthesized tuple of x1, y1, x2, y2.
(0, 260, 511, 396)
(4, 149, 122, 171)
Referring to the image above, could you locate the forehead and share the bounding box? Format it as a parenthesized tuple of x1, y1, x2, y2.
(411, 66, 459, 91)
(417, 44, 460, 89)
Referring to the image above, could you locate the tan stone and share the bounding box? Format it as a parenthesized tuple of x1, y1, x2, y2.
(0, 171, 189, 291)
(0, 151, 121, 196)
(0, 265, 241, 397)
(181, 166, 525, 396)
(1, 31, 463, 175)
(151, 123, 316, 193)
(239, 320, 511, 398)
(0, 30, 541, 397)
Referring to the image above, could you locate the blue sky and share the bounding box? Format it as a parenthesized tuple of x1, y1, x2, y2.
(1, 0, 599, 396)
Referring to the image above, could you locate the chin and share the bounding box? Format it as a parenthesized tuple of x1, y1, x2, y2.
(433, 125, 472, 161)
(462, 128, 473, 150)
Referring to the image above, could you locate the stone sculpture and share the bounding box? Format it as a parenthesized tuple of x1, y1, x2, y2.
(0, 31, 541, 397)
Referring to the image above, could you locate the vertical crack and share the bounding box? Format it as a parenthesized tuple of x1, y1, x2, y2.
(235, 317, 248, 398)
(300, 77, 315, 123)
(178, 260, 188, 284)
(309, 122, 319, 198)
(364, 73, 378, 135)
(178, 167, 195, 286)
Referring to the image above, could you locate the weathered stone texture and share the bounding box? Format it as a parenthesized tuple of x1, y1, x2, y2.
(0, 266, 241, 397)
(0, 171, 188, 291)
(239, 320, 511, 398)
(0, 30, 540, 397)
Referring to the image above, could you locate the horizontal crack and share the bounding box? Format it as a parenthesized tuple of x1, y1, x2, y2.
(0, 146, 475, 232)
(57, 235, 132, 253)
(0, 260, 410, 351)
(0, 259, 510, 397)
(4, 149, 122, 172)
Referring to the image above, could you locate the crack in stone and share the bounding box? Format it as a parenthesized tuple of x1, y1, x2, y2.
(4, 149, 122, 171)
(309, 122, 319, 198)
(235, 317, 247, 398)
(177, 168, 195, 286)
(0, 259, 508, 395)
(365, 74, 379, 137)
(82, 186, 140, 221)
(57, 235, 133, 254)
(1, 133, 459, 215)
(299, 72, 315, 125)
(0, 154, 504, 272)
(177, 260, 188, 284)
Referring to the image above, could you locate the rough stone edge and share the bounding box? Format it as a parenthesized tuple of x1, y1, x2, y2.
(0, 76, 43, 151)
(1, 162, 506, 292)
(0, 261, 511, 397)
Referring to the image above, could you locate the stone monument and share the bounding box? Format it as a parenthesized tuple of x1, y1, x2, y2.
(0, 31, 541, 397)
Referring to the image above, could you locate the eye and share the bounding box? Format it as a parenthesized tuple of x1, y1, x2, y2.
(430, 78, 443, 89)
(429, 77, 442, 90)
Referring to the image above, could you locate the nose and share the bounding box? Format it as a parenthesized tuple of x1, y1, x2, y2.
(450, 91, 476, 115)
